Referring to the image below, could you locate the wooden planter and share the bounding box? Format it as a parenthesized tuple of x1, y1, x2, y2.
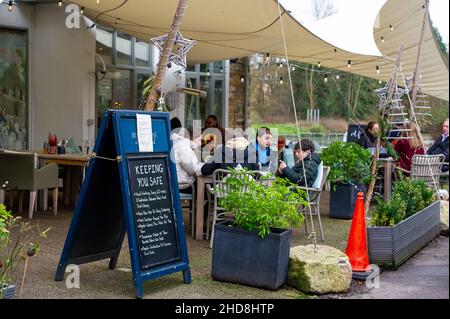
(211, 221, 292, 290)
(367, 201, 441, 269)
(1, 284, 15, 299)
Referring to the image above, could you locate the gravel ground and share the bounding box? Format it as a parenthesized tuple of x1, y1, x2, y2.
(5, 191, 448, 299)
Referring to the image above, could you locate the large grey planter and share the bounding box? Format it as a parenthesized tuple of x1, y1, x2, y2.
(211, 220, 292, 290)
(1, 284, 15, 299)
(367, 201, 440, 269)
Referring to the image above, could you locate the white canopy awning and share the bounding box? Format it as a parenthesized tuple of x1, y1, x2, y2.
(69, 0, 448, 101)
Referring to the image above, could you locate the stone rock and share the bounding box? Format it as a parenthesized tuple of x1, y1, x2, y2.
(288, 245, 352, 295)
(440, 201, 449, 236)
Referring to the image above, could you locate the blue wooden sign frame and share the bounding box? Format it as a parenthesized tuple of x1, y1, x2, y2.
(55, 110, 191, 298)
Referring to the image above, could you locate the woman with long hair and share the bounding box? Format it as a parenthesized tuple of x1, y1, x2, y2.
(394, 122, 425, 174)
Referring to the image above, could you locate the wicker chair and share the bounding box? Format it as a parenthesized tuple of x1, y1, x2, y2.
(394, 154, 445, 189)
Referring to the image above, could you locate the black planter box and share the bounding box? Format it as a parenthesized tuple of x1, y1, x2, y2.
(211, 221, 292, 290)
(367, 201, 441, 269)
(1, 284, 15, 299)
(329, 183, 366, 219)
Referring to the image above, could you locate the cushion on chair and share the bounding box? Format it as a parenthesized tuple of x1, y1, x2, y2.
(311, 162, 323, 189)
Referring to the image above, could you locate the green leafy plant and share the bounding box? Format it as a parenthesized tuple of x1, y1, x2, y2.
(321, 141, 372, 185)
(371, 177, 436, 227)
(0, 204, 50, 297)
(216, 169, 306, 239)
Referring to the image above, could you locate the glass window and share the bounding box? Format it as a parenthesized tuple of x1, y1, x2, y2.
(114, 69, 132, 109)
(135, 41, 150, 67)
(96, 28, 113, 65)
(116, 32, 132, 65)
(212, 80, 224, 125)
(213, 61, 224, 73)
(96, 77, 112, 128)
(185, 78, 198, 128)
(200, 64, 209, 73)
(0, 28, 28, 150)
(136, 72, 151, 108)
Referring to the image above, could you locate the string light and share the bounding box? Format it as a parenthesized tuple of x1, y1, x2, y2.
(334, 48, 337, 53)
(376, 65, 380, 75)
(58, 0, 62, 7)
(97, 0, 100, 4)
(381, 36, 385, 43)
(324, 74, 328, 83)
(240, 75, 245, 83)
(336, 74, 340, 80)
(317, 61, 321, 68)
(220, 66, 223, 73)
(265, 53, 270, 63)
(389, 24, 394, 31)
(379, 79, 382, 84)
(278, 62, 283, 68)
(8, 1, 13, 12)
(206, 69, 210, 76)
(347, 60, 351, 69)
(80, 6, 84, 14)
(279, 77, 283, 85)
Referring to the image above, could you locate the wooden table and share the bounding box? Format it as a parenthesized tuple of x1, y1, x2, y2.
(195, 174, 213, 240)
(37, 153, 90, 208)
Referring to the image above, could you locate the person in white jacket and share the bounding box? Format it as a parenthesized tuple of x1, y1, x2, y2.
(170, 117, 204, 191)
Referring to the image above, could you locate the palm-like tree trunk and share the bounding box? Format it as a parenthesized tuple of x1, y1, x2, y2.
(145, 0, 189, 111)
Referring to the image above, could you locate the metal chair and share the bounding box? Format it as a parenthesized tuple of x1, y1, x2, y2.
(394, 154, 445, 189)
(297, 165, 330, 242)
(178, 182, 196, 238)
(205, 169, 261, 249)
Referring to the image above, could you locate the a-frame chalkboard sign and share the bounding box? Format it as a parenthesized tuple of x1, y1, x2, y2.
(55, 110, 191, 298)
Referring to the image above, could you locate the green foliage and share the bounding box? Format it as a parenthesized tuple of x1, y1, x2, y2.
(320, 141, 372, 185)
(0, 204, 50, 295)
(216, 169, 306, 239)
(308, 124, 326, 133)
(371, 177, 436, 227)
(142, 73, 155, 99)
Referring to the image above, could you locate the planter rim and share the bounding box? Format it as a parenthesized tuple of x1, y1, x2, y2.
(215, 220, 291, 239)
(368, 200, 440, 229)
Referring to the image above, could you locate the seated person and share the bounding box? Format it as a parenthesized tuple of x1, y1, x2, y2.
(427, 118, 449, 172)
(170, 117, 204, 192)
(250, 127, 275, 169)
(278, 139, 321, 187)
(357, 121, 379, 149)
(202, 114, 226, 147)
(201, 136, 259, 176)
(394, 123, 425, 174)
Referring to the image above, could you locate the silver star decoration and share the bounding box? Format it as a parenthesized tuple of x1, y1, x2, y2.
(151, 31, 197, 68)
(375, 80, 407, 110)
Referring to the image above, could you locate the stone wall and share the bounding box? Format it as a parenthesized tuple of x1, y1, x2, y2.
(228, 58, 249, 129)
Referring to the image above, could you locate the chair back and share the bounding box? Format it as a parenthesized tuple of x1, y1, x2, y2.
(0, 152, 38, 189)
(410, 154, 444, 187)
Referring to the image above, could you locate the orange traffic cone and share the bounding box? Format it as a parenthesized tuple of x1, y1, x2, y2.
(345, 191, 371, 280)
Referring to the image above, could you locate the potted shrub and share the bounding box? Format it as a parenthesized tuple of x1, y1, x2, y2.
(0, 204, 50, 298)
(210, 169, 306, 290)
(367, 177, 439, 269)
(321, 142, 372, 219)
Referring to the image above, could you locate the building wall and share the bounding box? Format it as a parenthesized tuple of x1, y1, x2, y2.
(32, 4, 95, 149)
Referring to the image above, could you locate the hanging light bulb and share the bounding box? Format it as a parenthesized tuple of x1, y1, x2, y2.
(381, 36, 385, 43)
(376, 65, 380, 75)
(324, 74, 328, 83)
(279, 77, 283, 85)
(278, 62, 283, 68)
(317, 61, 321, 68)
(220, 66, 223, 73)
(240, 75, 245, 83)
(58, 0, 62, 7)
(389, 24, 394, 31)
(8, 1, 13, 12)
(292, 66, 296, 71)
(347, 60, 352, 69)
(336, 74, 340, 80)
(97, 0, 100, 4)
(334, 48, 337, 53)
(80, 6, 84, 14)
(379, 80, 382, 84)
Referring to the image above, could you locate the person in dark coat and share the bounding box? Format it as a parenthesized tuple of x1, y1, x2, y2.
(278, 139, 321, 187)
(427, 118, 449, 172)
(357, 121, 379, 149)
(201, 137, 259, 176)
